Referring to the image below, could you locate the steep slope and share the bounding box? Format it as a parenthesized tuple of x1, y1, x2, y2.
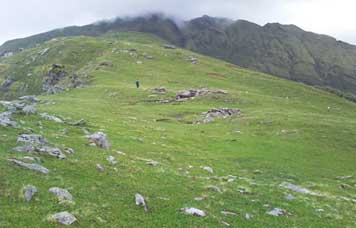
(1, 32, 356, 227)
(1, 15, 356, 96)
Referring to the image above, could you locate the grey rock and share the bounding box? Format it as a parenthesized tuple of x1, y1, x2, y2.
(0, 111, 17, 127)
(196, 108, 241, 124)
(202, 166, 214, 174)
(17, 134, 46, 145)
(206, 185, 223, 193)
(23, 185, 37, 202)
(36, 146, 66, 159)
(51, 211, 77, 225)
(19, 96, 40, 103)
(70, 119, 86, 126)
(49, 187, 73, 201)
(87, 132, 110, 149)
(180, 207, 206, 217)
(13, 145, 36, 152)
(221, 211, 237, 216)
(64, 148, 74, 154)
(8, 159, 49, 174)
(23, 156, 42, 163)
(39, 113, 63, 123)
(152, 87, 167, 94)
(96, 164, 105, 171)
(146, 161, 159, 166)
(176, 88, 227, 100)
(163, 44, 176, 49)
(135, 193, 148, 212)
(280, 182, 319, 196)
(22, 105, 37, 115)
(267, 208, 286, 217)
(107, 156, 117, 165)
(284, 194, 295, 200)
(336, 175, 353, 180)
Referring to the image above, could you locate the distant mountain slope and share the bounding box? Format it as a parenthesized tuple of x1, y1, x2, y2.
(1, 14, 356, 95)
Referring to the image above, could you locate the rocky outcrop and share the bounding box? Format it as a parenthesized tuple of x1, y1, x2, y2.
(43, 64, 67, 94)
(176, 88, 227, 101)
(195, 108, 241, 124)
(8, 159, 49, 174)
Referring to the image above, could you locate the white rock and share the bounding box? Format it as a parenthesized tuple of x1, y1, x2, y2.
(107, 156, 118, 165)
(221, 211, 237, 216)
(181, 207, 206, 217)
(267, 208, 285, 217)
(280, 182, 319, 196)
(202, 166, 214, 174)
(146, 161, 159, 166)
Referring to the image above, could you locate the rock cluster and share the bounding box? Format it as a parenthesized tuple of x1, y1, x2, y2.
(176, 88, 227, 101)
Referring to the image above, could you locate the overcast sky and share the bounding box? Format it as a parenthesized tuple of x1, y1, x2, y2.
(1, 0, 356, 45)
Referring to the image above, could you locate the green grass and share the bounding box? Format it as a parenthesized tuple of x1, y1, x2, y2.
(1, 32, 356, 227)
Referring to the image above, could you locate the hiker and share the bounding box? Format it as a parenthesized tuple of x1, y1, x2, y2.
(136, 80, 140, 89)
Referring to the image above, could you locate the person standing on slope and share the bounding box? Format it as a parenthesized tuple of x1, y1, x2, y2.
(136, 80, 140, 89)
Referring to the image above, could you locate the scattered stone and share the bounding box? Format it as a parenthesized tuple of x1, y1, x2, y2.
(245, 213, 252, 220)
(267, 208, 286, 217)
(143, 53, 154, 60)
(284, 194, 295, 201)
(222, 221, 231, 226)
(22, 105, 37, 115)
(187, 57, 198, 64)
(136, 61, 143, 64)
(116, 151, 126, 156)
(176, 88, 227, 101)
(202, 166, 214, 174)
(64, 148, 74, 154)
(152, 87, 167, 94)
(227, 175, 237, 183)
(96, 164, 105, 171)
(107, 156, 118, 165)
(180, 207, 206, 217)
(36, 146, 66, 159)
(99, 61, 113, 67)
(280, 182, 319, 196)
(19, 95, 39, 103)
(87, 132, 110, 149)
(194, 197, 205, 201)
(135, 193, 148, 212)
(13, 145, 36, 152)
(23, 185, 37, 202)
(336, 175, 353, 180)
(196, 108, 241, 124)
(49, 187, 73, 201)
(253, 170, 263, 174)
(50, 211, 77, 226)
(221, 211, 237, 216)
(23, 156, 42, 163)
(0, 111, 17, 127)
(70, 119, 86, 126)
(8, 159, 49, 174)
(206, 185, 223, 193)
(17, 134, 47, 145)
(40, 113, 63, 123)
(146, 161, 159, 166)
(163, 44, 176, 49)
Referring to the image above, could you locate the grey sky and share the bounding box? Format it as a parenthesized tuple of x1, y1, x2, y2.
(1, 0, 356, 45)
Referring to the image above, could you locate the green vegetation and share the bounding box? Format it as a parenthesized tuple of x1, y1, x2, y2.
(1, 32, 356, 227)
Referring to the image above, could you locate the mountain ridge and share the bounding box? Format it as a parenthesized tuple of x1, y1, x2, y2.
(1, 14, 356, 95)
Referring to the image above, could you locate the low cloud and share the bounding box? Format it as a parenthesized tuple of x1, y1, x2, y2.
(0, 0, 355, 45)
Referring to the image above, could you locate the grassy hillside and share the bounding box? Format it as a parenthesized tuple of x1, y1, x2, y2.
(1, 32, 356, 227)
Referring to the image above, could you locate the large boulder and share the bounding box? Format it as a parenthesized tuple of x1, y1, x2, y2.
(87, 132, 110, 149)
